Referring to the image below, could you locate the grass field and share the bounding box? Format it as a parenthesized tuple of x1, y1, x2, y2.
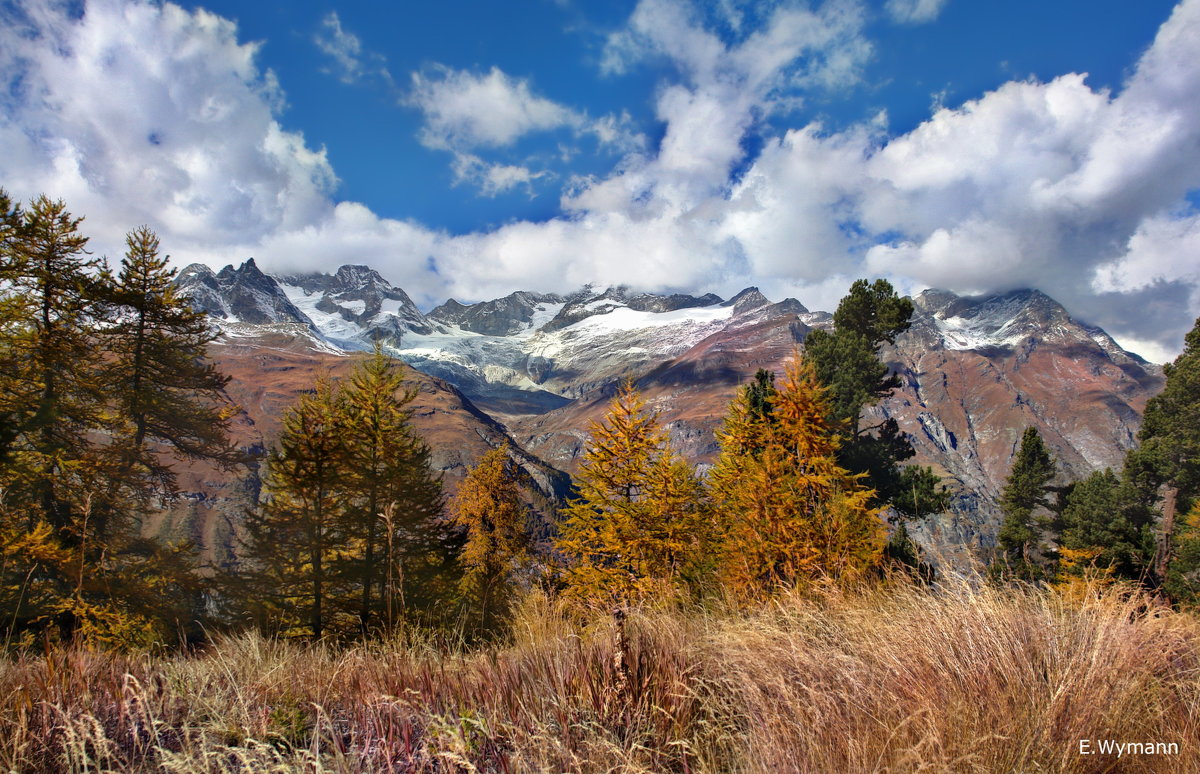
(2, 579, 1197, 773)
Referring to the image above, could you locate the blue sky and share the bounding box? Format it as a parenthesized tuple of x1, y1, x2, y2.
(1, 0, 1198, 360)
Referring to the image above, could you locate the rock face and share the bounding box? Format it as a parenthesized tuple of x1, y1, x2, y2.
(175, 260, 1165, 564)
(155, 326, 572, 567)
(429, 291, 567, 336)
(175, 259, 311, 326)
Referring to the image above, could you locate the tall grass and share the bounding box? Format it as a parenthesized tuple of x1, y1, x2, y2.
(1, 580, 1197, 772)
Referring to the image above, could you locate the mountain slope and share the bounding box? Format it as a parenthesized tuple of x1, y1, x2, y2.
(175, 261, 1163, 563)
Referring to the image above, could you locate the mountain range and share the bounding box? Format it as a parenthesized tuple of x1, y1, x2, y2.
(172, 260, 1164, 567)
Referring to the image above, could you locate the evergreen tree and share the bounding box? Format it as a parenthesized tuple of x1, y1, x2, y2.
(339, 348, 446, 633)
(242, 378, 349, 640)
(556, 381, 706, 607)
(708, 355, 883, 596)
(995, 426, 1058, 579)
(1125, 317, 1200, 590)
(1059, 468, 1150, 580)
(450, 443, 531, 633)
(805, 279, 949, 526)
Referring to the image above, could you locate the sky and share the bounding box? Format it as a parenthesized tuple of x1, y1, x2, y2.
(1, 0, 1198, 362)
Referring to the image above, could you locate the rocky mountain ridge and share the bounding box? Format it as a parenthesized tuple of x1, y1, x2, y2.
(174, 261, 1164, 564)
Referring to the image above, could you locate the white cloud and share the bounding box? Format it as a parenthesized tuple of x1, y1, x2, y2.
(314, 12, 365, 84)
(885, 0, 949, 25)
(409, 66, 581, 150)
(450, 153, 550, 197)
(0, 0, 336, 255)
(406, 64, 645, 194)
(3, 0, 1200, 360)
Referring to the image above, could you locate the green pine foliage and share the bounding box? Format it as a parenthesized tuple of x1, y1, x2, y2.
(1128, 317, 1200, 598)
(805, 279, 949, 576)
(1059, 469, 1150, 580)
(995, 427, 1058, 580)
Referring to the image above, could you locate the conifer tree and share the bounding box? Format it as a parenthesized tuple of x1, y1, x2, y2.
(1125, 317, 1200, 589)
(339, 348, 446, 633)
(995, 426, 1058, 579)
(450, 443, 531, 632)
(805, 279, 949, 525)
(0, 196, 124, 639)
(242, 378, 349, 639)
(708, 355, 883, 596)
(104, 225, 242, 517)
(1, 196, 107, 534)
(556, 381, 705, 607)
(1059, 468, 1149, 580)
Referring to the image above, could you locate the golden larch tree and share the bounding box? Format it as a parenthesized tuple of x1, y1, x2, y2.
(555, 381, 706, 608)
(709, 354, 884, 596)
(449, 443, 531, 632)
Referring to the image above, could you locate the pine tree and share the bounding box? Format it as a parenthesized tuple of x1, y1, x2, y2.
(450, 443, 531, 633)
(1059, 468, 1149, 580)
(805, 279, 950, 526)
(708, 355, 883, 596)
(339, 348, 446, 633)
(1125, 317, 1200, 590)
(995, 426, 1057, 579)
(556, 381, 705, 607)
(242, 378, 349, 639)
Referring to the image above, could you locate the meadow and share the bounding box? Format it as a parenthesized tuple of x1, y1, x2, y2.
(2, 579, 1197, 773)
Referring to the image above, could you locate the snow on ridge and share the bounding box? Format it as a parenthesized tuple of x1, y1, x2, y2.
(932, 295, 1031, 351)
(569, 302, 732, 335)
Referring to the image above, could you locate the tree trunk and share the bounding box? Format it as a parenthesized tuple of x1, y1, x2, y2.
(1154, 484, 1179, 583)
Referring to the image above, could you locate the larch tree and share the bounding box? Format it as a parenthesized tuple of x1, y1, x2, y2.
(708, 354, 884, 597)
(0, 195, 128, 641)
(339, 347, 446, 634)
(242, 378, 349, 640)
(104, 225, 243, 518)
(449, 443, 531, 633)
(555, 381, 706, 608)
(995, 426, 1058, 580)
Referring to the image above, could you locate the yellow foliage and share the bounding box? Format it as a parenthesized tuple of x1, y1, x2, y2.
(555, 382, 707, 609)
(709, 354, 885, 597)
(450, 443, 531, 630)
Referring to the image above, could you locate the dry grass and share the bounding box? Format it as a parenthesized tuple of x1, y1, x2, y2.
(2, 580, 1198, 773)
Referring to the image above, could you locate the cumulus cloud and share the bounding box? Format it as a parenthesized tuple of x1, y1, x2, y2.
(408, 66, 582, 150)
(0, 0, 336, 255)
(885, 0, 949, 25)
(406, 64, 645, 195)
(846, 0, 1200, 355)
(3, 0, 1200, 360)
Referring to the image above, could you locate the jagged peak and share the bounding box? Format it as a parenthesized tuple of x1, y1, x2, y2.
(332, 263, 391, 289)
(723, 286, 772, 315)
